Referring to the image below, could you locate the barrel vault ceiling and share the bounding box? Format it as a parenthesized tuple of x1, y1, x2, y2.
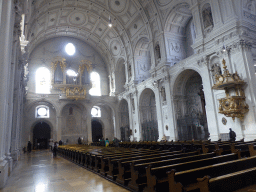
(26, 0, 188, 72)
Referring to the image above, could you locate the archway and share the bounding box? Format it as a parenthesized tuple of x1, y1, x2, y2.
(119, 99, 130, 141)
(173, 70, 209, 141)
(33, 122, 51, 149)
(134, 38, 151, 82)
(140, 89, 158, 141)
(91, 120, 103, 142)
(164, 3, 195, 64)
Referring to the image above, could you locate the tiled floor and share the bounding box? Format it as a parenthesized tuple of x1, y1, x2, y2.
(0, 150, 129, 192)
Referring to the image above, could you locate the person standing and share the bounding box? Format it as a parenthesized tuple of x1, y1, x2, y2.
(229, 128, 236, 142)
(105, 138, 109, 147)
(27, 141, 32, 153)
(78, 137, 82, 144)
(53, 142, 58, 157)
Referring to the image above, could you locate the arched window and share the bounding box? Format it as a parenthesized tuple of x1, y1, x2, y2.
(89, 72, 101, 96)
(91, 106, 101, 117)
(36, 67, 51, 94)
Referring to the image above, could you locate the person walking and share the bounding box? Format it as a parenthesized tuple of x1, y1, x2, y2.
(53, 142, 58, 157)
(229, 128, 236, 142)
(27, 141, 32, 153)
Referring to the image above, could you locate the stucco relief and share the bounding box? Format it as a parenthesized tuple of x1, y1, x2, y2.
(156, 0, 173, 6)
(108, 0, 128, 13)
(110, 40, 121, 56)
(68, 11, 88, 25)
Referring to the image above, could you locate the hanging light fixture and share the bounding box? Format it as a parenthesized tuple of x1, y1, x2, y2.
(108, 16, 112, 28)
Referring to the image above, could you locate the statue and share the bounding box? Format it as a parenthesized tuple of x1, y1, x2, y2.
(202, 7, 214, 28)
(128, 64, 132, 77)
(160, 86, 166, 101)
(155, 44, 161, 59)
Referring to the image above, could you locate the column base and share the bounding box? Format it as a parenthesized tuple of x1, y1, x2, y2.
(209, 134, 219, 141)
(11, 150, 20, 161)
(5, 156, 13, 176)
(0, 160, 8, 189)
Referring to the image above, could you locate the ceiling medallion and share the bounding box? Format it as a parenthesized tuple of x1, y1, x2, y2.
(75, 17, 80, 21)
(115, 1, 120, 6)
(50, 18, 55, 22)
(99, 28, 102, 31)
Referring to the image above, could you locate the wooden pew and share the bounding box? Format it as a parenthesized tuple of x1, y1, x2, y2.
(126, 152, 216, 191)
(94, 149, 175, 173)
(166, 155, 256, 192)
(105, 150, 185, 178)
(143, 153, 240, 192)
(197, 167, 256, 192)
(112, 150, 201, 183)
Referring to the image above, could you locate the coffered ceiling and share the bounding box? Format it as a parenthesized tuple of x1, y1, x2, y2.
(25, 0, 189, 71)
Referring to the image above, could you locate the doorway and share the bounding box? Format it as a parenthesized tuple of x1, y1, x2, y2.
(91, 120, 103, 142)
(33, 122, 51, 149)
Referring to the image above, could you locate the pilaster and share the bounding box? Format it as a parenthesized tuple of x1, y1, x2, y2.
(0, 0, 14, 188)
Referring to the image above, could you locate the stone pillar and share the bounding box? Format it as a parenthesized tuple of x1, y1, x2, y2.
(0, 0, 14, 188)
(230, 41, 256, 141)
(164, 77, 176, 141)
(126, 95, 134, 141)
(154, 85, 164, 141)
(11, 89, 19, 161)
(201, 63, 220, 141)
(149, 41, 156, 68)
(56, 116, 62, 141)
(124, 62, 129, 84)
(87, 110, 92, 144)
(132, 90, 142, 141)
(114, 108, 120, 139)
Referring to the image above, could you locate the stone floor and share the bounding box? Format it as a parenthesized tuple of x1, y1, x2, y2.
(0, 150, 129, 192)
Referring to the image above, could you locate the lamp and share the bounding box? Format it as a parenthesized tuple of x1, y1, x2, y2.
(108, 16, 112, 27)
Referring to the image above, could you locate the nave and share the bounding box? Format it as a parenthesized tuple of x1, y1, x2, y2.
(58, 141, 256, 192)
(0, 150, 128, 192)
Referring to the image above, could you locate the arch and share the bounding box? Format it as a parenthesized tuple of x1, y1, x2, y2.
(134, 37, 152, 82)
(172, 69, 209, 141)
(119, 99, 130, 141)
(139, 88, 159, 141)
(91, 119, 103, 142)
(60, 102, 86, 116)
(31, 120, 53, 149)
(164, 3, 195, 64)
(25, 99, 58, 114)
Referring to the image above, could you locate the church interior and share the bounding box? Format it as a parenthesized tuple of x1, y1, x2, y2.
(1, 0, 256, 191)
